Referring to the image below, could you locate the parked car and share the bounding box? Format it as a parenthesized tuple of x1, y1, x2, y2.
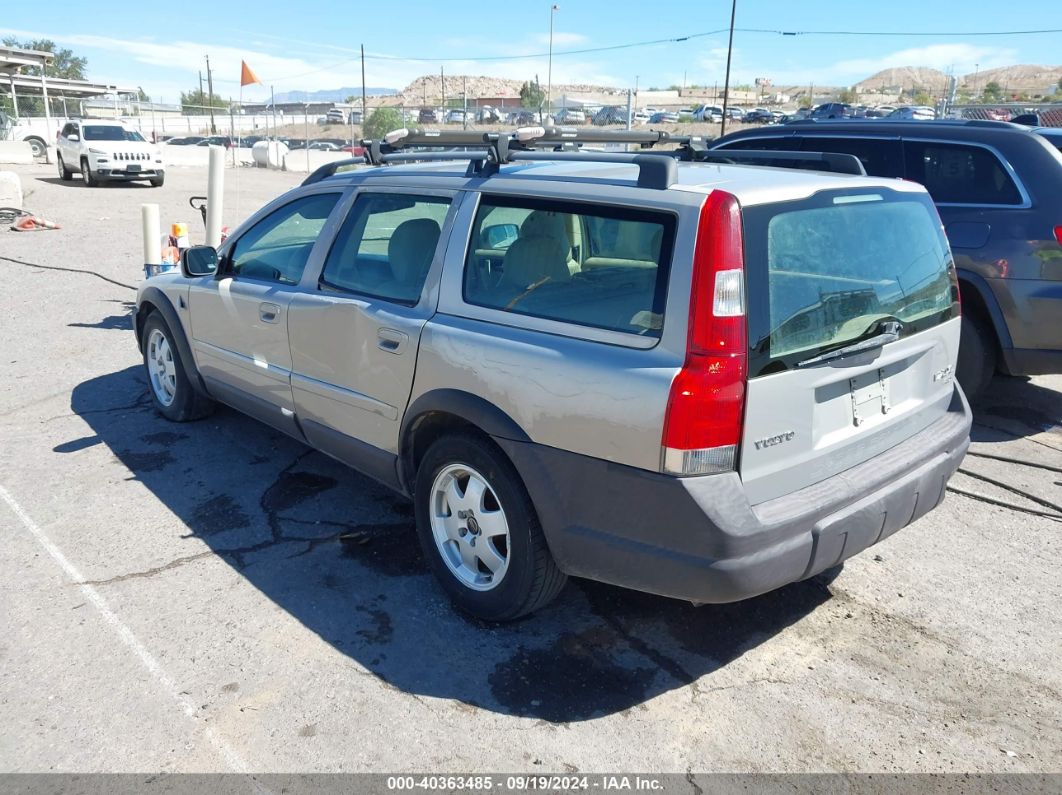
(308, 141, 341, 151)
(592, 106, 628, 125)
(553, 109, 587, 125)
(648, 111, 679, 124)
(340, 144, 366, 156)
(710, 119, 1062, 398)
(135, 129, 970, 621)
(743, 108, 775, 124)
(475, 106, 502, 124)
(418, 108, 438, 124)
(56, 119, 165, 187)
(196, 136, 235, 148)
(726, 107, 746, 120)
(690, 105, 723, 122)
(887, 106, 936, 121)
(811, 103, 853, 119)
(445, 109, 467, 124)
(506, 110, 539, 126)
(348, 110, 364, 125)
(163, 136, 204, 146)
(325, 108, 345, 124)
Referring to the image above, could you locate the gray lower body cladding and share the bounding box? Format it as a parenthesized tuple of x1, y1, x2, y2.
(498, 385, 971, 604)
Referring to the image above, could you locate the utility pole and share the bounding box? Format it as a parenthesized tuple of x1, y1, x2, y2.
(463, 75, 468, 130)
(360, 44, 368, 123)
(205, 55, 217, 134)
(719, 0, 737, 136)
(441, 65, 446, 110)
(546, 4, 559, 122)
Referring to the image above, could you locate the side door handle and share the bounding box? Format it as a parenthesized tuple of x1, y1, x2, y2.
(377, 327, 408, 354)
(259, 302, 281, 323)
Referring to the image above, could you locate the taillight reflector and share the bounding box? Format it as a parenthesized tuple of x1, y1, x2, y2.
(1054, 225, 1062, 246)
(662, 190, 748, 476)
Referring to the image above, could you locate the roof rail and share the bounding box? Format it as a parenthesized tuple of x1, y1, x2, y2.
(697, 149, 866, 175)
(299, 126, 863, 187)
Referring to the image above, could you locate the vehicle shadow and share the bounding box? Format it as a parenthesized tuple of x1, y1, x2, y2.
(35, 176, 153, 188)
(69, 364, 836, 722)
(68, 300, 135, 331)
(970, 375, 1062, 443)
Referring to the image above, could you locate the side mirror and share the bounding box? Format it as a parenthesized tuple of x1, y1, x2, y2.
(68, 134, 80, 142)
(181, 245, 219, 277)
(482, 223, 519, 249)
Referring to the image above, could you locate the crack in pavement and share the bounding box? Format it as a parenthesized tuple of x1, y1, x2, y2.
(956, 466, 1062, 514)
(43, 391, 153, 423)
(947, 485, 1062, 521)
(78, 552, 216, 585)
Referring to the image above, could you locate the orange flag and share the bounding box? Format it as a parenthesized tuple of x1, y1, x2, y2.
(240, 60, 261, 87)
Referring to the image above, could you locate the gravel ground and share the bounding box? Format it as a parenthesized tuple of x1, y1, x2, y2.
(0, 163, 1060, 776)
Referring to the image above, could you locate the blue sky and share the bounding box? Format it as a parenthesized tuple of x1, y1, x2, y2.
(3, 1, 1059, 102)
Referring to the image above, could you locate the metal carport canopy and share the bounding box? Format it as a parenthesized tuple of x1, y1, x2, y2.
(1, 74, 137, 99)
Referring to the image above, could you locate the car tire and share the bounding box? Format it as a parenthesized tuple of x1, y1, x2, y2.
(80, 158, 99, 187)
(149, 175, 164, 188)
(141, 311, 214, 422)
(956, 314, 995, 403)
(414, 433, 567, 621)
(25, 136, 46, 158)
(57, 154, 73, 181)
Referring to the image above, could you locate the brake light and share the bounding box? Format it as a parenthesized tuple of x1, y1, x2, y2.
(662, 190, 748, 476)
(1054, 226, 1062, 245)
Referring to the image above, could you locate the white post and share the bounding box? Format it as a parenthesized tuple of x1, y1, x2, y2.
(141, 203, 162, 279)
(206, 146, 224, 248)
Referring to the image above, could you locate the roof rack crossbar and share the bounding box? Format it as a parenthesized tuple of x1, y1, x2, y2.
(508, 150, 678, 189)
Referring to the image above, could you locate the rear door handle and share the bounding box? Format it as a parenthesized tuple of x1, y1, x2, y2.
(259, 302, 281, 323)
(377, 327, 408, 354)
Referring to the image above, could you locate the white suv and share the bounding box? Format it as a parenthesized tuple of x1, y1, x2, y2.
(57, 120, 165, 187)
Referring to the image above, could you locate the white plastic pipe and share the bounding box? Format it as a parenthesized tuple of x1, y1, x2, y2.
(206, 145, 224, 248)
(141, 203, 161, 278)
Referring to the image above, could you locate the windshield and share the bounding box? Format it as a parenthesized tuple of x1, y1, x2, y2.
(742, 189, 958, 375)
(83, 125, 146, 142)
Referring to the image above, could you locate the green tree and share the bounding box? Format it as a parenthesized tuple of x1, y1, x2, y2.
(136, 87, 151, 102)
(363, 107, 404, 139)
(981, 81, 1003, 102)
(838, 87, 857, 104)
(1, 37, 88, 115)
(180, 88, 228, 115)
(913, 91, 932, 106)
(519, 79, 545, 110)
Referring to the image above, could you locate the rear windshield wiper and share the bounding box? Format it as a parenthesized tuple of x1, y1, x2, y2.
(796, 319, 903, 368)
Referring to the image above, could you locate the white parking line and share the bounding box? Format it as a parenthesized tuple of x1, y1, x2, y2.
(0, 483, 251, 774)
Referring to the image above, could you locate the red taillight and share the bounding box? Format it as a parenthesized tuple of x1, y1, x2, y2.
(1054, 226, 1062, 246)
(662, 190, 748, 475)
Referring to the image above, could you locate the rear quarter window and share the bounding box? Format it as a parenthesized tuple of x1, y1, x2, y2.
(903, 141, 1022, 205)
(463, 196, 675, 338)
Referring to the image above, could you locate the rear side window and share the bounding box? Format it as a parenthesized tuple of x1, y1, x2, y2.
(716, 137, 802, 151)
(463, 196, 674, 337)
(742, 190, 958, 374)
(904, 141, 1022, 205)
(320, 193, 450, 304)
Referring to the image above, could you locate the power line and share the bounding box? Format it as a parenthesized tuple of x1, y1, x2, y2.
(214, 25, 1062, 85)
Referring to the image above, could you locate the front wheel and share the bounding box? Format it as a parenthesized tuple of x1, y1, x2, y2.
(141, 312, 214, 422)
(57, 154, 73, 181)
(414, 433, 566, 621)
(80, 158, 99, 187)
(149, 174, 164, 187)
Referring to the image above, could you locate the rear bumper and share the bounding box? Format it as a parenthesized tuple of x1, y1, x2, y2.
(498, 385, 971, 604)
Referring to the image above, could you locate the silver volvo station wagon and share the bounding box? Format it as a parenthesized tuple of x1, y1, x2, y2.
(135, 127, 972, 621)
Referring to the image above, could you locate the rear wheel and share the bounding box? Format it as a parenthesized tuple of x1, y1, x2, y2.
(57, 154, 73, 181)
(957, 314, 995, 403)
(25, 136, 46, 158)
(149, 174, 164, 188)
(141, 312, 214, 422)
(414, 433, 566, 621)
(80, 158, 99, 187)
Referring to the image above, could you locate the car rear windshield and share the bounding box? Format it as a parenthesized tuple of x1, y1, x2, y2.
(83, 126, 146, 142)
(741, 189, 958, 376)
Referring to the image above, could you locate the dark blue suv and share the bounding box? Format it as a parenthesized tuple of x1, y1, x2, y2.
(711, 119, 1062, 400)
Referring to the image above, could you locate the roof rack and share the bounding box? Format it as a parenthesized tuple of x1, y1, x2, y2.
(301, 126, 865, 187)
